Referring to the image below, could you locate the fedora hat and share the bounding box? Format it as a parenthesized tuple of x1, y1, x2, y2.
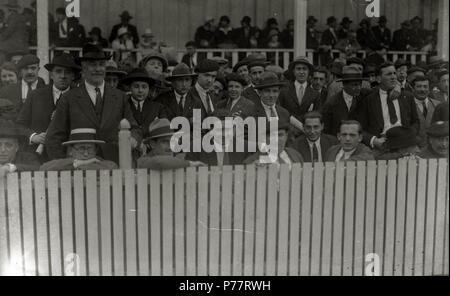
(166, 63, 197, 81)
(62, 128, 105, 146)
(0, 118, 28, 141)
(145, 118, 176, 142)
(105, 60, 127, 76)
(44, 53, 80, 72)
(254, 72, 285, 90)
(16, 54, 40, 70)
(119, 11, 133, 20)
(121, 68, 156, 86)
(289, 56, 314, 73)
(337, 66, 365, 82)
(77, 43, 111, 63)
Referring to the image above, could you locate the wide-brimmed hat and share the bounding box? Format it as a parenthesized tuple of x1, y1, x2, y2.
(145, 118, 176, 142)
(140, 52, 169, 72)
(0, 119, 27, 141)
(289, 56, 314, 73)
(426, 121, 449, 138)
(16, 54, 40, 70)
(121, 68, 156, 86)
(119, 11, 133, 20)
(44, 53, 80, 72)
(254, 72, 285, 89)
(385, 126, 417, 150)
(142, 28, 154, 38)
(337, 66, 365, 82)
(77, 43, 111, 63)
(165, 63, 198, 81)
(105, 60, 127, 76)
(62, 128, 105, 146)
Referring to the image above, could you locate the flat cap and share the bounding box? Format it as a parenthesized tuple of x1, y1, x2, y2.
(426, 121, 449, 138)
(195, 59, 220, 73)
(407, 66, 427, 75)
(16, 54, 40, 70)
(394, 59, 410, 69)
(226, 72, 247, 87)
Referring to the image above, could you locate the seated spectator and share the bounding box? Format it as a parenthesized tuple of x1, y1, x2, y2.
(214, 15, 235, 48)
(432, 102, 449, 123)
(306, 16, 319, 50)
(432, 70, 449, 102)
(0, 2, 29, 65)
(0, 119, 40, 178)
(266, 30, 282, 49)
(372, 16, 391, 50)
(418, 121, 449, 159)
(233, 16, 257, 49)
(51, 8, 86, 47)
(320, 17, 339, 66)
(260, 18, 280, 46)
(335, 30, 361, 58)
(291, 111, 338, 163)
(376, 126, 420, 160)
(394, 59, 411, 90)
(109, 11, 139, 47)
(195, 17, 215, 48)
(357, 18, 378, 50)
(111, 27, 136, 63)
(409, 16, 427, 51)
(40, 128, 118, 171)
(138, 28, 157, 58)
(0, 61, 18, 88)
(105, 60, 127, 89)
(232, 60, 251, 85)
(181, 41, 204, 70)
(249, 27, 261, 48)
(280, 19, 294, 49)
(86, 27, 109, 48)
(325, 120, 374, 162)
(337, 17, 353, 40)
(216, 73, 255, 119)
(392, 20, 413, 51)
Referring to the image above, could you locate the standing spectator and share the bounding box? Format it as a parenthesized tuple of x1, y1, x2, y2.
(357, 18, 378, 50)
(0, 62, 18, 88)
(260, 18, 279, 46)
(109, 11, 139, 47)
(337, 17, 352, 40)
(181, 41, 205, 70)
(233, 16, 256, 49)
(111, 27, 136, 63)
(266, 30, 281, 49)
(214, 15, 235, 48)
(394, 59, 410, 90)
(217, 73, 255, 119)
(243, 60, 267, 104)
(409, 16, 427, 51)
(137, 29, 157, 59)
(372, 16, 391, 50)
(335, 31, 361, 58)
(23, 7, 37, 47)
(194, 17, 215, 48)
(0, 1, 29, 65)
(232, 60, 251, 85)
(86, 27, 109, 48)
(432, 70, 449, 102)
(306, 16, 319, 50)
(280, 19, 294, 49)
(392, 20, 413, 51)
(320, 17, 339, 66)
(51, 8, 86, 47)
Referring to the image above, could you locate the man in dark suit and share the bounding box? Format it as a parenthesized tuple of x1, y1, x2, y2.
(216, 73, 256, 119)
(311, 66, 329, 107)
(155, 63, 198, 120)
(418, 121, 449, 159)
(16, 53, 80, 162)
(322, 66, 365, 136)
(51, 8, 86, 47)
(109, 11, 139, 47)
(306, 16, 319, 50)
(372, 16, 391, 50)
(45, 44, 142, 163)
(355, 62, 420, 150)
(253, 71, 290, 121)
(392, 20, 413, 51)
(0, 54, 46, 111)
(242, 59, 268, 105)
(319, 16, 338, 66)
(181, 41, 205, 70)
(290, 111, 338, 163)
(233, 16, 258, 49)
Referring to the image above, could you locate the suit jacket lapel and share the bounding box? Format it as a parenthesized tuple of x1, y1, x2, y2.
(372, 92, 385, 129)
(100, 86, 117, 128)
(300, 86, 316, 110)
(300, 137, 311, 162)
(76, 86, 99, 127)
(288, 83, 301, 109)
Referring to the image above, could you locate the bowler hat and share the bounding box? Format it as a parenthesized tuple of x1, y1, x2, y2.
(16, 54, 40, 70)
(145, 118, 176, 142)
(385, 126, 418, 150)
(337, 66, 365, 82)
(254, 72, 285, 90)
(44, 53, 80, 72)
(140, 52, 169, 72)
(165, 63, 198, 81)
(77, 43, 111, 62)
(121, 68, 156, 86)
(62, 128, 105, 146)
(226, 73, 247, 87)
(289, 56, 314, 73)
(119, 11, 133, 20)
(195, 59, 220, 74)
(426, 121, 449, 138)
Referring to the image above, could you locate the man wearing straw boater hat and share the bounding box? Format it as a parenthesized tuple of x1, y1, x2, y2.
(322, 65, 366, 137)
(45, 43, 142, 164)
(16, 53, 80, 162)
(155, 63, 198, 120)
(40, 128, 118, 171)
(0, 118, 40, 178)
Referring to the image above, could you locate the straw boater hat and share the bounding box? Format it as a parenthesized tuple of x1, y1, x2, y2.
(144, 118, 176, 143)
(62, 128, 105, 146)
(165, 63, 198, 82)
(337, 66, 366, 82)
(254, 71, 285, 89)
(44, 53, 80, 72)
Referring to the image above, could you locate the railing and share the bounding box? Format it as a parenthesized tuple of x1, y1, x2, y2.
(0, 159, 448, 276)
(29, 47, 429, 70)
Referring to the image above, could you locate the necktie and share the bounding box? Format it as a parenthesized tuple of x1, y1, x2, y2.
(422, 101, 428, 118)
(297, 84, 304, 105)
(178, 95, 185, 112)
(95, 87, 103, 117)
(312, 144, 319, 163)
(270, 106, 278, 118)
(206, 94, 213, 115)
(387, 97, 398, 125)
(26, 82, 32, 99)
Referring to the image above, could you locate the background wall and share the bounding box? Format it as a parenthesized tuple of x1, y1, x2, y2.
(1, 0, 441, 49)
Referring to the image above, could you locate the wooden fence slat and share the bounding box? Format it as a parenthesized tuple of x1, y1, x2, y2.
(149, 170, 161, 276)
(185, 167, 197, 276)
(383, 161, 397, 276)
(265, 165, 279, 276)
(289, 164, 301, 276)
(47, 171, 62, 276)
(364, 161, 377, 276)
(232, 166, 244, 276)
(321, 162, 334, 276)
(209, 167, 221, 276)
(0, 178, 8, 276)
(124, 170, 137, 276)
(404, 160, 418, 276)
(197, 167, 208, 276)
(99, 170, 112, 276)
(220, 166, 233, 276)
(34, 172, 50, 276)
(444, 166, 449, 276)
(85, 171, 100, 276)
(300, 163, 312, 276)
(343, 162, 356, 276)
(7, 174, 23, 275)
(434, 159, 447, 275)
(254, 165, 267, 276)
(20, 173, 36, 276)
(174, 169, 185, 276)
(374, 161, 387, 276)
(277, 164, 290, 276)
(243, 165, 256, 276)
(414, 159, 428, 275)
(332, 162, 345, 276)
(60, 171, 74, 276)
(311, 162, 324, 276)
(354, 162, 367, 276)
(424, 159, 438, 275)
(112, 170, 125, 276)
(161, 170, 174, 276)
(394, 159, 408, 276)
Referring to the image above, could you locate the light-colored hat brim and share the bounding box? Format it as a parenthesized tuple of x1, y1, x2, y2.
(62, 140, 105, 146)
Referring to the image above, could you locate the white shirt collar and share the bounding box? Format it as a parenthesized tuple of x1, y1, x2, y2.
(130, 96, 144, 109)
(195, 82, 208, 96)
(52, 85, 70, 104)
(85, 80, 105, 95)
(307, 138, 320, 147)
(295, 80, 308, 89)
(22, 79, 38, 89)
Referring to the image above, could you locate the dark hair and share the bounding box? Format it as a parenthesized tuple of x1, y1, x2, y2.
(185, 41, 196, 48)
(219, 15, 230, 24)
(303, 111, 323, 124)
(376, 61, 395, 76)
(313, 67, 328, 78)
(412, 75, 430, 87)
(340, 120, 363, 134)
(56, 7, 66, 15)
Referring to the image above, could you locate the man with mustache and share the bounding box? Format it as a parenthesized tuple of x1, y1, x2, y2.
(0, 54, 46, 111)
(418, 121, 449, 159)
(45, 44, 142, 164)
(16, 53, 80, 162)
